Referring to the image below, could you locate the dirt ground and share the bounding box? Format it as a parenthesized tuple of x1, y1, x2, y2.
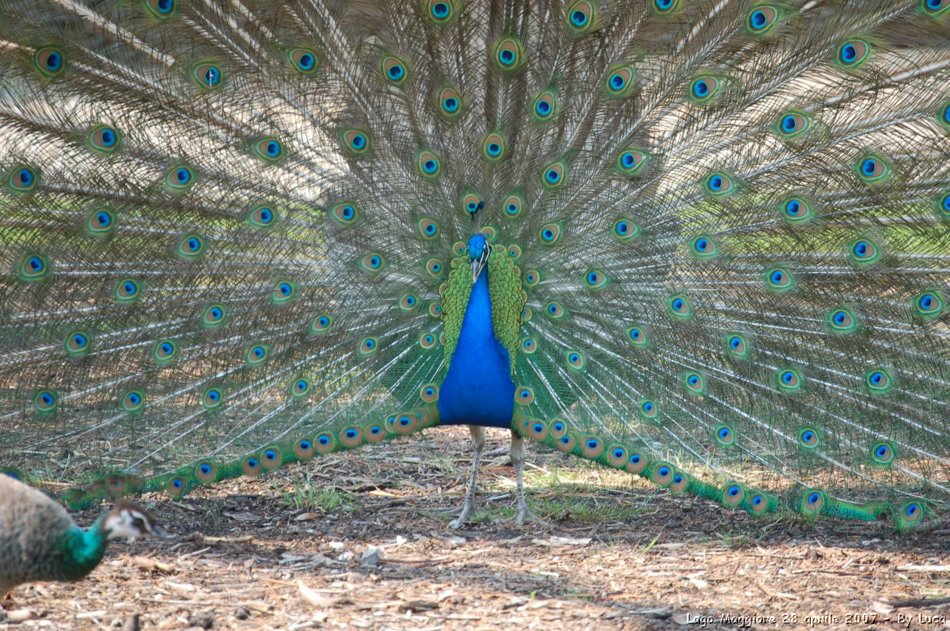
(2, 427, 948, 630)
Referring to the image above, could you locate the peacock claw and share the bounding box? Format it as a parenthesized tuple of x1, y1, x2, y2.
(507, 500, 548, 528)
(448, 497, 476, 529)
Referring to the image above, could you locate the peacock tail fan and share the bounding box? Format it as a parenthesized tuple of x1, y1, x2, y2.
(0, 0, 947, 531)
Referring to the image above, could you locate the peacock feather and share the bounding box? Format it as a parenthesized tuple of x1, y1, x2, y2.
(0, 0, 947, 532)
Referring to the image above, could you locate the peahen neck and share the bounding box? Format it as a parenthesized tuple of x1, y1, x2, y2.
(56, 517, 110, 581)
(438, 267, 516, 428)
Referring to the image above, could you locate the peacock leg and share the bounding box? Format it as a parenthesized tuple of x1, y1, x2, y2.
(449, 425, 485, 529)
(508, 431, 547, 527)
(510, 431, 529, 525)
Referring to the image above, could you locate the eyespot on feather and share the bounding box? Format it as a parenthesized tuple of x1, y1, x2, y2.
(288, 47, 319, 74)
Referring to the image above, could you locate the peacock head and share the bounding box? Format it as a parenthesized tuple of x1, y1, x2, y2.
(103, 500, 162, 541)
(468, 233, 490, 284)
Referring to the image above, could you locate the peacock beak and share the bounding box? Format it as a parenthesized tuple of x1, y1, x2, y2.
(471, 249, 489, 284)
(471, 258, 484, 284)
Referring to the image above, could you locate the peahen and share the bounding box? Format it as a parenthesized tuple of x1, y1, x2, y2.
(0, 0, 947, 533)
(0, 474, 159, 598)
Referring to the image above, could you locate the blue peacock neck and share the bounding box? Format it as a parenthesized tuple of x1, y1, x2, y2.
(437, 266, 516, 428)
(55, 517, 110, 581)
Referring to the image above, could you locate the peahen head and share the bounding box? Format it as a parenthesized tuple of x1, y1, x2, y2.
(102, 500, 161, 541)
(468, 233, 489, 284)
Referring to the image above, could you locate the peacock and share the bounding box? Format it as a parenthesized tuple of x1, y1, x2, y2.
(0, 474, 159, 598)
(0, 0, 947, 533)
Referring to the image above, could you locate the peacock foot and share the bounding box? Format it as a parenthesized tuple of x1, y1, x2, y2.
(448, 497, 476, 529)
(505, 500, 548, 528)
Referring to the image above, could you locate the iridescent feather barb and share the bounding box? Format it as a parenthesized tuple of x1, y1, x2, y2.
(0, 0, 947, 532)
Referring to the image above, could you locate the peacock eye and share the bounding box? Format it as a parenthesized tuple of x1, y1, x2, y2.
(417, 149, 442, 178)
(342, 129, 371, 155)
(437, 86, 463, 118)
(566, 1, 596, 34)
(289, 48, 319, 73)
(34, 47, 66, 78)
(493, 35, 525, 72)
(481, 132, 508, 162)
(381, 55, 409, 85)
(190, 62, 224, 89)
(145, 0, 177, 18)
(533, 90, 557, 121)
(605, 65, 635, 96)
(837, 39, 872, 68)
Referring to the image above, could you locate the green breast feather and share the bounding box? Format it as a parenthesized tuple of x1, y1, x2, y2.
(440, 244, 525, 375)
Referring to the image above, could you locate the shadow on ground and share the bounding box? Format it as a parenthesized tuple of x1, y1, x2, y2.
(4, 427, 948, 630)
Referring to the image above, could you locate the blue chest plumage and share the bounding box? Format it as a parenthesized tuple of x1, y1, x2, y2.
(437, 269, 516, 428)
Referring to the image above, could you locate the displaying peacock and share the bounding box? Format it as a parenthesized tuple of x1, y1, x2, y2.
(0, 474, 158, 598)
(0, 0, 947, 533)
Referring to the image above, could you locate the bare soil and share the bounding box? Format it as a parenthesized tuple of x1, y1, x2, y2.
(2, 427, 948, 630)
